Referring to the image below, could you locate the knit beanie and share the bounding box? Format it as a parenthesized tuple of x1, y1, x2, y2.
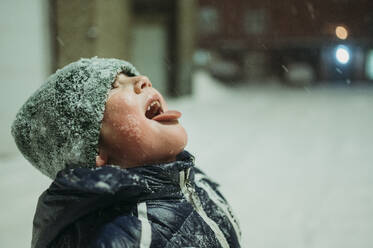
(11, 57, 139, 179)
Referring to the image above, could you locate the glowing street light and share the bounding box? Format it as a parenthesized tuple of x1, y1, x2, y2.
(335, 26, 348, 40)
(335, 45, 350, 64)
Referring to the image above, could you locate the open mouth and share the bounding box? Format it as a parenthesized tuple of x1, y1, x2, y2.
(144, 94, 182, 122)
(145, 99, 164, 119)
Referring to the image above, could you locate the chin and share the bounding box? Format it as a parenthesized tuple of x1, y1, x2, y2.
(173, 125, 188, 152)
(158, 126, 188, 162)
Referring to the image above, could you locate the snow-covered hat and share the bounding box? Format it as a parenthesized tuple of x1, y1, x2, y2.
(11, 57, 139, 179)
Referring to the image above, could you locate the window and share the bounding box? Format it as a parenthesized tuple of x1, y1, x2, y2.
(244, 9, 267, 35)
(198, 7, 219, 34)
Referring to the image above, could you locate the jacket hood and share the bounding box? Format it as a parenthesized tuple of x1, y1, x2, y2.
(32, 151, 195, 248)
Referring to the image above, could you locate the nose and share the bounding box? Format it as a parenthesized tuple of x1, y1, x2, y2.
(134, 76, 152, 94)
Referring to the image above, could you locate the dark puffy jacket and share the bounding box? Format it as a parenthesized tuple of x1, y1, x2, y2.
(31, 151, 241, 248)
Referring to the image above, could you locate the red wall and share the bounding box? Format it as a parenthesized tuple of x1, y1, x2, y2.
(198, 0, 373, 48)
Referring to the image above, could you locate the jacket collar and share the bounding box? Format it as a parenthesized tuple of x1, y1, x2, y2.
(32, 150, 194, 248)
(55, 150, 195, 196)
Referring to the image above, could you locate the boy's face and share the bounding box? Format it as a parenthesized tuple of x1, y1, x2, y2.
(97, 73, 188, 167)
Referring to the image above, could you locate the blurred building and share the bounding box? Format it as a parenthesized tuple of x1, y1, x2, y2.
(197, 0, 373, 85)
(0, 0, 51, 156)
(51, 0, 196, 96)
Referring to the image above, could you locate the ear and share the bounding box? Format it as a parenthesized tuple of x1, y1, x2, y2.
(96, 149, 108, 167)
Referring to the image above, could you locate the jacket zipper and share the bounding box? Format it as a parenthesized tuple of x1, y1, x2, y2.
(180, 169, 230, 248)
(185, 179, 206, 214)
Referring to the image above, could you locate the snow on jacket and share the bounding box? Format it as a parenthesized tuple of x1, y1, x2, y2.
(31, 151, 241, 248)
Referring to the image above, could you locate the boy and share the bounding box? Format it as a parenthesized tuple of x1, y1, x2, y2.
(12, 57, 241, 248)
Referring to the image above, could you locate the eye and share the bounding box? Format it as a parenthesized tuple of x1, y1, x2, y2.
(111, 81, 119, 89)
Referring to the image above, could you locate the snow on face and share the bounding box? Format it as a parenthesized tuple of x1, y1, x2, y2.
(98, 73, 188, 168)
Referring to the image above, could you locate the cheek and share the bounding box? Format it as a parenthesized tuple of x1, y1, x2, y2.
(106, 96, 139, 134)
(117, 114, 142, 145)
(103, 97, 145, 149)
(102, 115, 145, 163)
(105, 113, 142, 148)
(106, 94, 135, 114)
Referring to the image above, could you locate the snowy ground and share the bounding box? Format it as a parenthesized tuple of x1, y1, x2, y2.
(1, 70, 373, 247)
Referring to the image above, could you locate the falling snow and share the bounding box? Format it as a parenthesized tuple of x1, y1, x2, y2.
(1, 70, 373, 247)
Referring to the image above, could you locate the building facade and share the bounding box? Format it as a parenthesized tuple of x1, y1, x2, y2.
(197, 0, 373, 83)
(51, 0, 196, 96)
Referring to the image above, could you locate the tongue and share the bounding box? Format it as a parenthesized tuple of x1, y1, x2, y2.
(152, 110, 182, 122)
